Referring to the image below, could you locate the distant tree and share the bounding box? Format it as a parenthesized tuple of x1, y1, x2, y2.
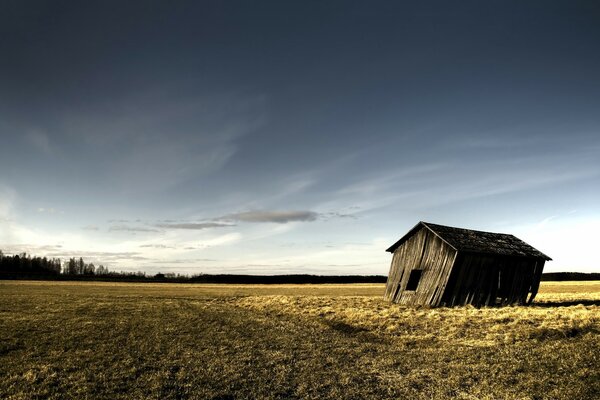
(66, 258, 77, 275)
(84, 263, 95, 275)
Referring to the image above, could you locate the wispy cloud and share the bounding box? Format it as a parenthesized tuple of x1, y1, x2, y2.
(320, 211, 359, 220)
(222, 210, 319, 223)
(25, 130, 53, 155)
(82, 225, 100, 231)
(0, 246, 148, 266)
(37, 207, 62, 214)
(139, 244, 175, 249)
(147, 210, 322, 232)
(154, 222, 234, 230)
(60, 89, 268, 195)
(0, 244, 64, 255)
(0, 185, 17, 220)
(148, 258, 218, 264)
(108, 225, 160, 233)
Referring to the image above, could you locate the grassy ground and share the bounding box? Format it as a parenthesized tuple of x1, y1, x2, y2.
(0, 281, 598, 399)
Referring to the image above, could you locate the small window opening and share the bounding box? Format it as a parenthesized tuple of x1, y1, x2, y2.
(406, 269, 422, 291)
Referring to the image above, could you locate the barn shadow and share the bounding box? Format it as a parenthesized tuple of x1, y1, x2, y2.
(320, 319, 386, 343)
(532, 299, 600, 307)
(323, 320, 369, 335)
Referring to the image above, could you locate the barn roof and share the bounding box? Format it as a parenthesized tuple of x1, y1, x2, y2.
(386, 221, 552, 260)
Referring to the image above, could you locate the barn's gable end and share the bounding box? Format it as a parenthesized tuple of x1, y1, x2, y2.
(384, 225, 457, 306)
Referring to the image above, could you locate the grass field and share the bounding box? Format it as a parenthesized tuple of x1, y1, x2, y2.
(1, 281, 599, 399)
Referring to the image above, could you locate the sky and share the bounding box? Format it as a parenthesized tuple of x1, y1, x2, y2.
(1, 1, 599, 274)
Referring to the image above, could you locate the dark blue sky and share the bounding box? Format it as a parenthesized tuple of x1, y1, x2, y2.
(1, 1, 599, 273)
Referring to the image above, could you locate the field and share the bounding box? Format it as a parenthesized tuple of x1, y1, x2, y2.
(1, 281, 599, 399)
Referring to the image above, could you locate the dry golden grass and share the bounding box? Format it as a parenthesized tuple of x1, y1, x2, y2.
(0, 280, 598, 399)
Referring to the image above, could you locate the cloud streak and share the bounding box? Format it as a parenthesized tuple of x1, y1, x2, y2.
(108, 225, 160, 233)
(142, 210, 323, 232)
(25, 130, 53, 155)
(222, 210, 319, 223)
(139, 244, 175, 249)
(154, 222, 234, 230)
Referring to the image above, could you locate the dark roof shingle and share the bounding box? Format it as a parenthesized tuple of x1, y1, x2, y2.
(386, 221, 551, 260)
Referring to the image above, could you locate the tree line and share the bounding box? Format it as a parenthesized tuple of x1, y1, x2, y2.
(541, 272, 600, 281)
(0, 251, 110, 278)
(0, 250, 388, 283)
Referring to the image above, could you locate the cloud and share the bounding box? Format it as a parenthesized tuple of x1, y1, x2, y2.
(147, 210, 324, 232)
(0, 246, 150, 266)
(0, 244, 64, 255)
(0, 185, 17, 220)
(37, 207, 61, 214)
(197, 232, 242, 248)
(108, 225, 160, 232)
(25, 130, 53, 155)
(154, 222, 234, 230)
(223, 210, 319, 223)
(139, 244, 175, 249)
(60, 89, 268, 195)
(148, 258, 217, 264)
(82, 225, 100, 231)
(321, 211, 359, 220)
(149, 210, 324, 231)
(58, 251, 150, 265)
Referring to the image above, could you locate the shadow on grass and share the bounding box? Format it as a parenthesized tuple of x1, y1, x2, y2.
(322, 320, 369, 335)
(533, 300, 600, 307)
(320, 319, 387, 343)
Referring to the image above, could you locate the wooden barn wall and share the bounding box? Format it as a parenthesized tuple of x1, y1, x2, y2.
(526, 259, 545, 304)
(384, 228, 456, 306)
(440, 254, 546, 307)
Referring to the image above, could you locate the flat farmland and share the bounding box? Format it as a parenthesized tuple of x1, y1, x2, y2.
(1, 281, 599, 399)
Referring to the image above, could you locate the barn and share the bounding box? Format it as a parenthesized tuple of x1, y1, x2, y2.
(384, 221, 551, 307)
